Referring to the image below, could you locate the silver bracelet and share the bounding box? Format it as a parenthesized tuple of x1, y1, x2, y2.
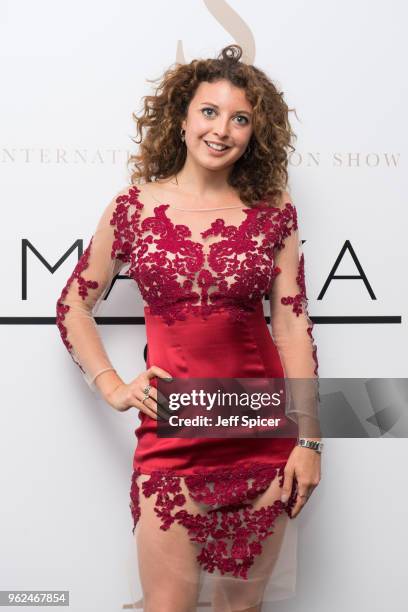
(297, 438, 324, 454)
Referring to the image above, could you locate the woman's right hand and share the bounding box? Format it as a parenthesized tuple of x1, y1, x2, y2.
(105, 365, 173, 419)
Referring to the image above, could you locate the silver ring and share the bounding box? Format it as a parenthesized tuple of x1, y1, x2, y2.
(142, 384, 151, 402)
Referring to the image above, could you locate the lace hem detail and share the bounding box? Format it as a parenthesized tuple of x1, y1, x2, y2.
(129, 462, 298, 580)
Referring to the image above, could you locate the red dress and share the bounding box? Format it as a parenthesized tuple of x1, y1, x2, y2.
(56, 184, 319, 605)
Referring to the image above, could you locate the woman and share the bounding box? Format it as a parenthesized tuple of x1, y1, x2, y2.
(56, 44, 322, 612)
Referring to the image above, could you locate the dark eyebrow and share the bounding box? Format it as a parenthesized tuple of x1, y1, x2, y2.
(199, 102, 252, 116)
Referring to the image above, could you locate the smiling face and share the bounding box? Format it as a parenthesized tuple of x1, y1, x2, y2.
(180, 79, 254, 172)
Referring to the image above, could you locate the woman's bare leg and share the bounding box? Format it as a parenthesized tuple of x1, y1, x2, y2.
(211, 471, 289, 612)
(135, 473, 203, 612)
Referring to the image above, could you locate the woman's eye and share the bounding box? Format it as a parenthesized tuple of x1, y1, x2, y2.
(201, 108, 249, 125)
(234, 115, 249, 125)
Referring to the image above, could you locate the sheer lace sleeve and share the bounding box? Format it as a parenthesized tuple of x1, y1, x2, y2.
(55, 187, 132, 393)
(268, 196, 321, 439)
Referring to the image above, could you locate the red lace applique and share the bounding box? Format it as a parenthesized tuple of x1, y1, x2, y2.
(281, 253, 307, 316)
(129, 463, 298, 580)
(129, 467, 141, 528)
(279, 253, 319, 376)
(110, 189, 143, 262)
(109, 186, 296, 327)
(308, 326, 319, 376)
(135, 204, 205, 325)
(56, 237, 99, 370)
(276, 202, 298, 246)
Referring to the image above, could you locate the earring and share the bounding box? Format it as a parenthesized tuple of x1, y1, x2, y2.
(180, 128, 186, 143)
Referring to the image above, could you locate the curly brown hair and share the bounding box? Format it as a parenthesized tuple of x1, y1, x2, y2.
(127, 44, 297, 207)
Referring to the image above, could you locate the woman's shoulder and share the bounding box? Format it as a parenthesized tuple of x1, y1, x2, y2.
(105, 181, 148, 210)
(258, 190, 298, 236)
(106, 182, 141, 204)
(260, 189, 293, 211)
(124, 179, 175, 207)
(96, 183, 143, 228)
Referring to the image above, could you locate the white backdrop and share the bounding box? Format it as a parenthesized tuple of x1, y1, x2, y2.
(1, 1, 407, 610)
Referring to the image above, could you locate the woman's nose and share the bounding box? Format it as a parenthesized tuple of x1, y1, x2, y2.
(213, 119, 230, 138)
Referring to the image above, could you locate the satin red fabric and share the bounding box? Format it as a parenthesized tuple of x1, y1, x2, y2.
(133, 301, 297, 474)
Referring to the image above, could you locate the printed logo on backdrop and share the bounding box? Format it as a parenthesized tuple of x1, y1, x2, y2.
(8, 235, 400, 328)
